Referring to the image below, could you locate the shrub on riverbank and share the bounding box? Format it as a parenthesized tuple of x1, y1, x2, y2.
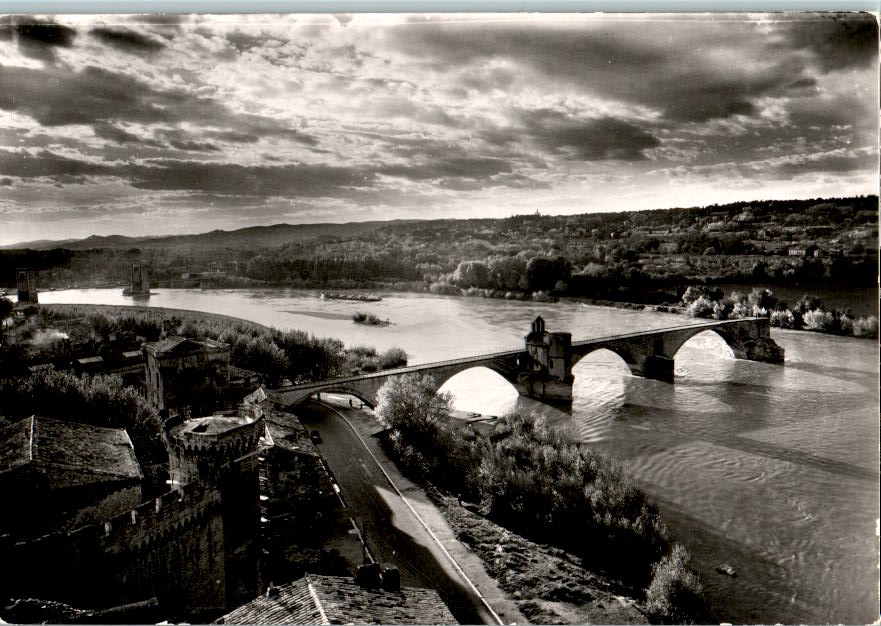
(375, 374, 706, 619)
(683, 287, 878, 338)
(343, 345, 408, 374)
(34, 305, 407, 384)
(645, 543, 706, 624)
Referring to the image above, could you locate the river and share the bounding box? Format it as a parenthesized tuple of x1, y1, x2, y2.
(38, 287, 880, 624)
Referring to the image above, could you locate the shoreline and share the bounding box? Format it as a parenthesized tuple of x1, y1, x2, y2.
(38, 287, 878, 341)
(41, 302, 274, 331)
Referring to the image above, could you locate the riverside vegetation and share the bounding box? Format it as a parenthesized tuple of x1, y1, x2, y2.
(374, 374, 707, 624)
(679, 286, 878, 337)
(3, 196, 875, 306)
(2, 305, 408, 383)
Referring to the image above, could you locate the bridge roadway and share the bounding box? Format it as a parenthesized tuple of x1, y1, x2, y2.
(269, 317, 785, 409)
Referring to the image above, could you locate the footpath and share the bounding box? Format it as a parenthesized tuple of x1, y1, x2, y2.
(323, 400, 529, 626)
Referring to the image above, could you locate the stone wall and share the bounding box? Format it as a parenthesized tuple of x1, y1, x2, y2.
(1, 482, 228, 618)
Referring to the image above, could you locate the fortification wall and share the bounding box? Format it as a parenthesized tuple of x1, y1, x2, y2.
(2, 482, 228, 618)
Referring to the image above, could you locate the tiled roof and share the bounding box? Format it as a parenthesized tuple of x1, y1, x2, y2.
(142, 335, 228, 356)
(0, 416, 142, 488)
(217, 574, 458, 625)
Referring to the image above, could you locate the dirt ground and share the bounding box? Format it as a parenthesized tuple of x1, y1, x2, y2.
(429, 490, 649, 625)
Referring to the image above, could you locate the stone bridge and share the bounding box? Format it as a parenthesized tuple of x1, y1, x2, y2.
(269, 317, 784, 408)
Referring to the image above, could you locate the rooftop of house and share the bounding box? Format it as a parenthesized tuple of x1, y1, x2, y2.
(216, 574, 458, 625)
(142, 335, 228, 357)
(0, 416, 142, 488)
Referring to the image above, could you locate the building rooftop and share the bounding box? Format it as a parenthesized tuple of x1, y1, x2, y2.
(0, 416, 142, 488)
(216, 574, 457, 625)
(171, 415, 253, 437)
(142, 335, 228, 357)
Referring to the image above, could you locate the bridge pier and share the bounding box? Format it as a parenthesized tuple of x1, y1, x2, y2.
(515, 374, 573, 403)
(642, 354, 675, 383)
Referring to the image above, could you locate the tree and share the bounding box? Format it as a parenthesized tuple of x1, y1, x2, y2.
(0, 298, 13, 340)
(375, 374, 452, 444)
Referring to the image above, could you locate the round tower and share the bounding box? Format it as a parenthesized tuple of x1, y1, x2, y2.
(167, 415, 263, 488)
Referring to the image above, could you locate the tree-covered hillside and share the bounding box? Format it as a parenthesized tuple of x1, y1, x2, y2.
(2, 196, 876, 303)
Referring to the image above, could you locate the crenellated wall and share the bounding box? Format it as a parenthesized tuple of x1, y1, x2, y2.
(2, 482, 227, 619)
(2, 414, 266, 621)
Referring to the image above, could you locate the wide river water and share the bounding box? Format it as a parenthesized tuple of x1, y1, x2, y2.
(39, 287, 879, 624)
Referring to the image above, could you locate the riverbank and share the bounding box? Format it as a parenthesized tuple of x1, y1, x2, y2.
(428, 486, 649, 624)
(42, 302, 273, 331)
(321, 398, 647, 625)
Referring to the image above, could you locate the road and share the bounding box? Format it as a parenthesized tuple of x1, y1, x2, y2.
(295, 400, 490, 625)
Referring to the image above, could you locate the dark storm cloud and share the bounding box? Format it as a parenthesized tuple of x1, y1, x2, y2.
(515, 109, 660, 161)
(776, 14, 878, 72)
(93, 122, 147, 145)
(0, 16, 76, 62)
(0, 64, 319, 148)
(772, 151, 872, 178)
(129, 159, 375, 197)
(90, 27, 166, 54)
(387, 18, 872, 124)
(0, 64, 186, 126)
(156, 128, 218, 152)
(381, 155, 513, 180)
(0, 149, 114, 178)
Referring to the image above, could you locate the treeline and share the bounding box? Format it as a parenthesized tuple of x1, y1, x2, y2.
(375, 374, 707, 623)
(680, 287, 879, 338)
(29, 306, 407, 385)
(3, 197, 876, 302)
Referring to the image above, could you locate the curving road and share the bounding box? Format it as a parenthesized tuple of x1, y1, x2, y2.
(295, 400, 492, 625)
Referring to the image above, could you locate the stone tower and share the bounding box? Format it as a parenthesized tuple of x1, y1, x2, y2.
(143, 336, 230, 414)
(125, 264, 150, 296)
(165, 412, 264, 609)
(518, 316, 574, 402)
(16, 268, 37, 304)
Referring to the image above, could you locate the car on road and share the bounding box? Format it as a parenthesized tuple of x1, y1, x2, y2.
(310, 430, 322, 444)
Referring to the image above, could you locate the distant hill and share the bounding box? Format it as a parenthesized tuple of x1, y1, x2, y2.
(2, 220, 422, 251)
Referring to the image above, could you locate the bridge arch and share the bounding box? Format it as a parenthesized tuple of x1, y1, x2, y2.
(571, 344, 636, 374)
(438, 366, 520, 411)
(670, 328, 736, 360)
(433, 363, 519, 390)
(571, 346, 633, 375)
(284, 386, 377, 411)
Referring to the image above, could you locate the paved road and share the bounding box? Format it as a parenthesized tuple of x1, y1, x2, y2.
(296, 400, 489, 625)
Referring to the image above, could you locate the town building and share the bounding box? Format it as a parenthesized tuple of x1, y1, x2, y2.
(0, 416, 142, 539)
(143, 336, 231, 414)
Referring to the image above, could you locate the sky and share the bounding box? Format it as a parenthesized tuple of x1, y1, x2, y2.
(0, 12, 878, 245)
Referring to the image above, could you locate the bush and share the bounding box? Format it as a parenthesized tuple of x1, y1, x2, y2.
(645, 543, 706, 624)
(378, 347, 408, 369)
(803, 309, 835, 332)
(375, 375, 675, 587)
(685, 296, 714, 318)
(853, 316, 879, 338)
(770, 309, 796, 329)
(712, 298, 734, 320)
